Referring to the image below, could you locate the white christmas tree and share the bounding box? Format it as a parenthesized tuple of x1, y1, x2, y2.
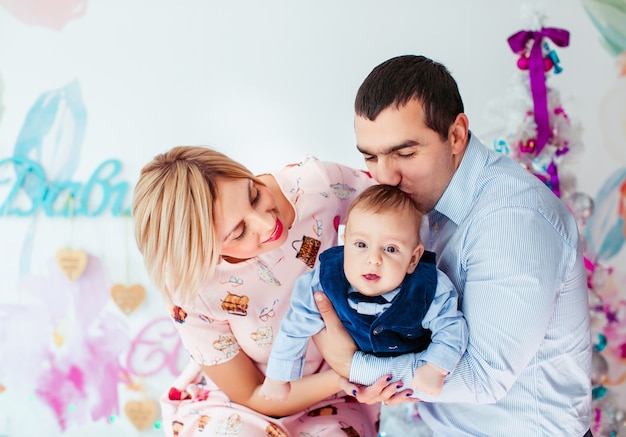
(488, 7, 584, 202)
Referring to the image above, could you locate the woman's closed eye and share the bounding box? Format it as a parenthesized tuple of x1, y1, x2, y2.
(234, 224, 248, 241)
(251, 184, 260, 205)
(233, 184, 262, 241)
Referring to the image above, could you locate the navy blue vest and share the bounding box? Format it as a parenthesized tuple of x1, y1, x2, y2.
(319, 246, 437, 357)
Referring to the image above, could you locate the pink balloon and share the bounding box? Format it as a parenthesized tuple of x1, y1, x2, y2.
(0, 0, 86, 31)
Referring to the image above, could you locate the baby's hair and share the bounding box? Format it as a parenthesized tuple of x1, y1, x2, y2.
(347, 184, 423, 237)
(132, 146, 263, 303)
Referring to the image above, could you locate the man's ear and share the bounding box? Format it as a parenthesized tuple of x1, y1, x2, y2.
(406, 243, 425, 274)
(449, 113, 469, 155)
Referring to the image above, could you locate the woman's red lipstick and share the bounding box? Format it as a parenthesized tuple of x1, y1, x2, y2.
(264, 218, 283, 243)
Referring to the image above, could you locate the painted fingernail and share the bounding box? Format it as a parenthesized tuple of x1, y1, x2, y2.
(406, 392, 413, 397)
(396, 384, 403, 389)
(352, 390, 357, 396)
(386, 376, 393, 382)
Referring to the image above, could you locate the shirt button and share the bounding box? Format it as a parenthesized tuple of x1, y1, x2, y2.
(432, 223, 440, 232)
(372, 327, 383, 335)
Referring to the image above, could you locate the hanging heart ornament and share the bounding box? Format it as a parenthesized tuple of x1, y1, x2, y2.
(55, 248, 88, 281)
(111, 284, 146, 315)
(124, 399, 158, 431)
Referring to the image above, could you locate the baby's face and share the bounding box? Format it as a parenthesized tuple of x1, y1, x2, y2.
(343, 208, 423, 297)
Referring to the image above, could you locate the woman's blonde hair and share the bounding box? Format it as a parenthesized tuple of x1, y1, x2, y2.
(132, 146, 262, 303)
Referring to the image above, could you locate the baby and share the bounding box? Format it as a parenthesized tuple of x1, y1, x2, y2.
(260, 184, 468, 401)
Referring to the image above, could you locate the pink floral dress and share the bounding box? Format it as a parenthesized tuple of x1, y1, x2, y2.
(160, 156, 379, 437)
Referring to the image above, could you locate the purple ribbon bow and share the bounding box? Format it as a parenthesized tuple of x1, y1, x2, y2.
(507, 27, 570, 156)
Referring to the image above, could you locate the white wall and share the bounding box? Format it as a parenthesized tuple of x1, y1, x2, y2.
(0, 1, 624, 436)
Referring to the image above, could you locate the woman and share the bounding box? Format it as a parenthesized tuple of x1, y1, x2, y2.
(132, 146, 380, 436)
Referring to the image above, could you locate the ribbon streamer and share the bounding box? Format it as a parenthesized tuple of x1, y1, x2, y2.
(507, 27, 570, 155)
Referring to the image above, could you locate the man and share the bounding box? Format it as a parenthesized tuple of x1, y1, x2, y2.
(313, 55, 592, 436)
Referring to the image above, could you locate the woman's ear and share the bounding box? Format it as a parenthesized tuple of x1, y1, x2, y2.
(406, 243, 425, 274)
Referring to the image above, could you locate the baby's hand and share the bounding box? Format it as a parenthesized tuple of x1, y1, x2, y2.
(259, 377, 291, 401)
(411, 363, 448, 397)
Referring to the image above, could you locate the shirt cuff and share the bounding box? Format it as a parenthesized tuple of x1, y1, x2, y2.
(265, 356, 304, 381)
(349, 350, 424, 387)
(419, 342, 463, 374)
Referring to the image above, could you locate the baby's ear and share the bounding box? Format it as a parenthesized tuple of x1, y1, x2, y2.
(337, 224, 346, 246)
(407, 243, 425, 274)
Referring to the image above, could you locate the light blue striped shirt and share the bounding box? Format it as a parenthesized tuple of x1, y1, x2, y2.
(350, 134, 592, 436)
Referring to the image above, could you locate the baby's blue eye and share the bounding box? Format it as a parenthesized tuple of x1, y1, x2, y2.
(384, 246, 397, 253)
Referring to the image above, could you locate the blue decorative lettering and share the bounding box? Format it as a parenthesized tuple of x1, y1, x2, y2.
(0, 156, 131, 217)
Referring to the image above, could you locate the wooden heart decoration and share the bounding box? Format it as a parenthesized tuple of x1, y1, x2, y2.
(111, 284, 146, 315)
(124, 399, 157, 431)
(55, 248, 88, 281)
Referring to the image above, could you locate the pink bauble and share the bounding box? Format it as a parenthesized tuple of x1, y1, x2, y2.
(517, 55, 529, 70)
(544, 57, 554, 71)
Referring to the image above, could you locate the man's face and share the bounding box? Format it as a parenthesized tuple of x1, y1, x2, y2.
(355, 99, 464, 213)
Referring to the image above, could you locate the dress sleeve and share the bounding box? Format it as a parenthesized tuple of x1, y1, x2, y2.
(167, 300, 242, 367)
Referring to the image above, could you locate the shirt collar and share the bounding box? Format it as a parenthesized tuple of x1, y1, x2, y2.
(348, 285, 400, 302)
(432, 132, 488, 226)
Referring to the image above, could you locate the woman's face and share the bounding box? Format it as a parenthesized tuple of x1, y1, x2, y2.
(214, 177, 288, 260)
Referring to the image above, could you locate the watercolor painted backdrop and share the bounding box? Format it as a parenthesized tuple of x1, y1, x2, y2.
(0, 1, 624, 436)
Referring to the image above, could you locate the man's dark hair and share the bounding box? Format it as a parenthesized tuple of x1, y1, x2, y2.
(355, 55, 464, 140)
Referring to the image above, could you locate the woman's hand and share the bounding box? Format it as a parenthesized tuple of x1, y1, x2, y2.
(339, 375, 419, 406)
(312, 291, 357, 378)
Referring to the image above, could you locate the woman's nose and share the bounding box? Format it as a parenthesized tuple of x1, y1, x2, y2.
(252, 211, 276, 236)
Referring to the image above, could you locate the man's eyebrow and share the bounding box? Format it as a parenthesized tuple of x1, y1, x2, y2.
(357, 141, 418, 156)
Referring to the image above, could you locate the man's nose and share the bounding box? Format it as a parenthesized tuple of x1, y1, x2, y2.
(374, 161, 401, 186)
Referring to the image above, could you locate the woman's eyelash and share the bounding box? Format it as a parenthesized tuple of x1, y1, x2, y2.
(235, 224, 248, 241)
(235, 185, 260, 241)
(252, 187, 260, 204)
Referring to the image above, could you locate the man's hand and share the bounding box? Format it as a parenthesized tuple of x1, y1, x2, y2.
(312, 291, 357, 378)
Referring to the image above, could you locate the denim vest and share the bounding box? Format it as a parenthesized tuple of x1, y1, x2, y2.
(319, 246, 437, 357)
